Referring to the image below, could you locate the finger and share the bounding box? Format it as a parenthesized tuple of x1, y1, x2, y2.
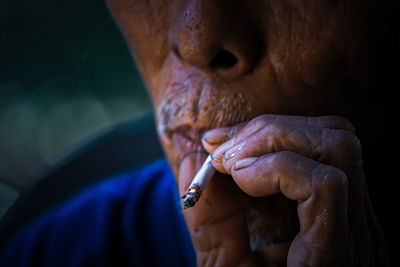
(213, 119, 360, 175)
(201, 121, 249, 174)
(201, 127, 231, 153)
(206, 114, 358, 174)
(305, 115, 355, 133)
(204, 115, 355, 155)
(201, 121, 248, 153)
(178, 153, 260, 266)
(204, 120, 264, 174)
(209, 114, 355, 154)
(231, 151, 349, 265)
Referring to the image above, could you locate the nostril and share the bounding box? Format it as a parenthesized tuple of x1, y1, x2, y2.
(210, 49, 238, 69)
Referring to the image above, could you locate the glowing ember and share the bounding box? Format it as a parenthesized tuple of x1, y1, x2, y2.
(189, 188, 197, 193)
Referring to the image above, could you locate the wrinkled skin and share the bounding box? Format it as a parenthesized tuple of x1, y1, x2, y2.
(106, 0, 391, 266)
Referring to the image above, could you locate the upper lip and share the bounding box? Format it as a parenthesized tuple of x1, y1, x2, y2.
(172, 124, 210, 156)
(174, 124, 209, 142)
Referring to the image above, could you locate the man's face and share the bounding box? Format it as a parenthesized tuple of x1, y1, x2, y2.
(106, 0, 367, 176)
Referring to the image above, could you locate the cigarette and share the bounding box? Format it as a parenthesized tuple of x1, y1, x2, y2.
(182, 154, 215, 209)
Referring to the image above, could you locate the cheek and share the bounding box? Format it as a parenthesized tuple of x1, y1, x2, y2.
(263, 1, 365, 88)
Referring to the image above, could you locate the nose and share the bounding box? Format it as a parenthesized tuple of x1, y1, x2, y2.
(168, 0, 261, 78)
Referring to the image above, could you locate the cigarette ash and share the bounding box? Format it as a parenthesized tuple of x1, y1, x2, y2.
(182, 183, 202, 209)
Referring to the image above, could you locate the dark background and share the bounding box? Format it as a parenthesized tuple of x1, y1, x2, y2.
(0, 0, 152, 215)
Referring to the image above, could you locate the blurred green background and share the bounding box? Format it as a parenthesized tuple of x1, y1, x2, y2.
(0, 0, 152, 215)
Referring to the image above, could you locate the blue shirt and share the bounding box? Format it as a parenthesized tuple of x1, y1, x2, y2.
(0, 159, 196, 267)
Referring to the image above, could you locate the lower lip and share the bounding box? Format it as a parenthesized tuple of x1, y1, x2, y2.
(173, 133, 204, 156)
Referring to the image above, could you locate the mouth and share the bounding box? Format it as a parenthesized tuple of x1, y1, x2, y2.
(172, 125, 209, 160)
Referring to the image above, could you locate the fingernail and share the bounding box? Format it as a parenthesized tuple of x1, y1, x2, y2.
(234, 157, 258, 170)
(210, 152, 222, 163)
(202, 129, 231, 145)
(223, 139, 247, 160)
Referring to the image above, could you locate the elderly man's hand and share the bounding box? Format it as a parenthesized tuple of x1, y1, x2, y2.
(179, 115, 386, 266)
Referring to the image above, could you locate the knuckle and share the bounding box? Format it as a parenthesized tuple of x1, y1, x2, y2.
(317, 116, 356, 133)
(247, 114, 270, 129)
(322, 128, 362, 161)
(335, 116, 356, 133)
(334, 130, 362, 157)
(269, 151, 295, 166)
(263, 120, 286, 136)
(312, 164, 348, 193)
(229, 122, 243, 138)
(229, 118, 260, 139)
(262, 122, 287, 151)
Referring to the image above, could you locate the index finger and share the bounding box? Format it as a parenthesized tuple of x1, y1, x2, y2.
(201, 121, 248, 153)
(202, 114, 356, 158)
